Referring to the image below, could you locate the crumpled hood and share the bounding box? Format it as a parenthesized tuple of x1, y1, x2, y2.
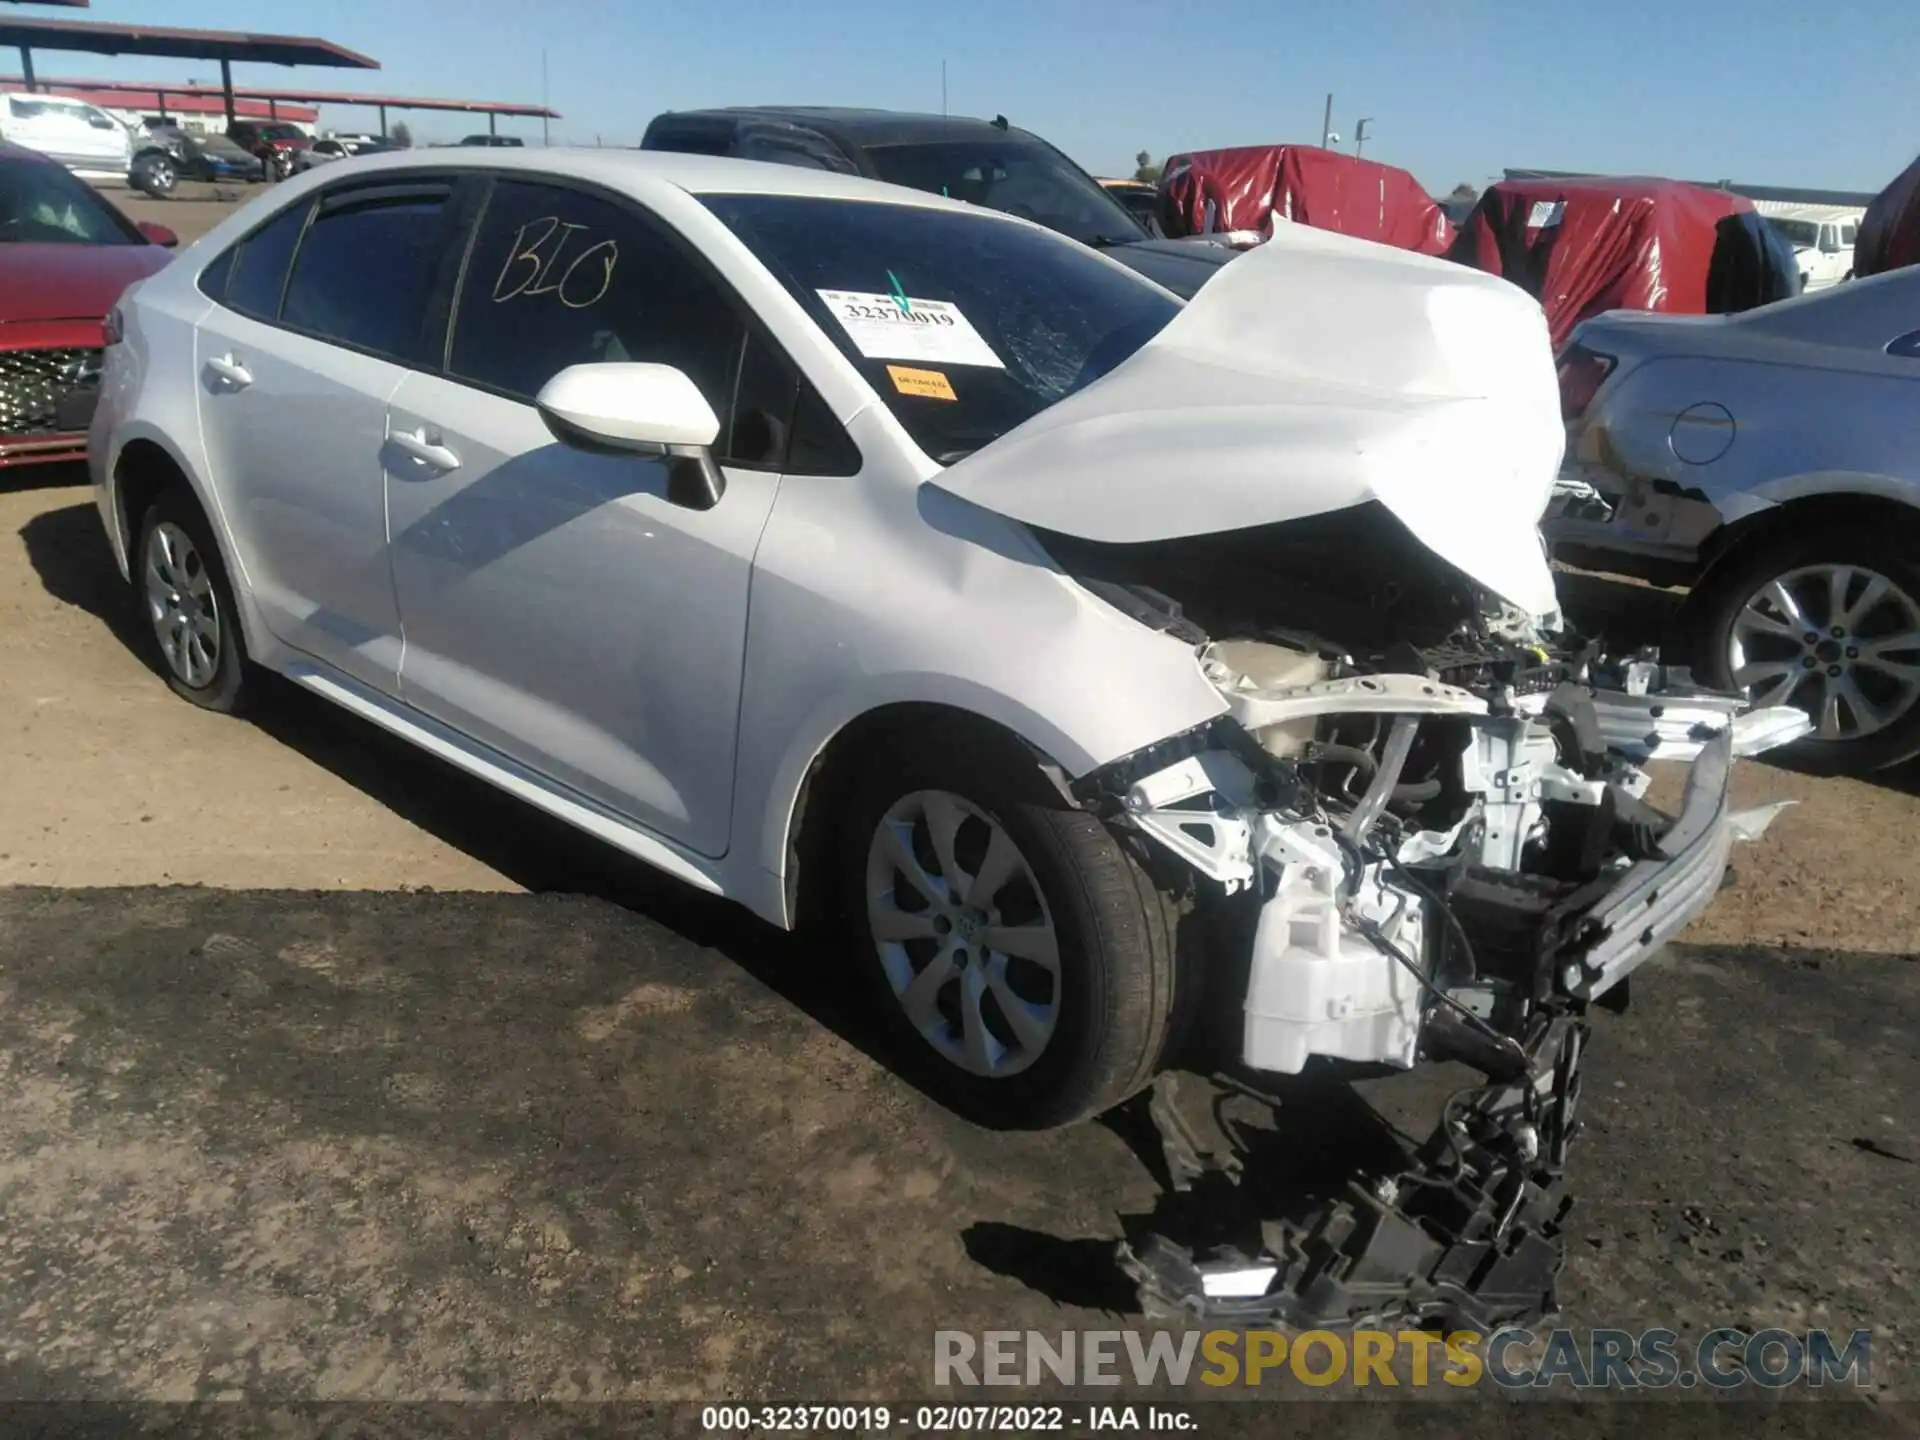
(932, 221, 1566, 616)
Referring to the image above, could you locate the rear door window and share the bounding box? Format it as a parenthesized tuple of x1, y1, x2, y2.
(219, 200, 311, 318)
(281, 183, 456, 363)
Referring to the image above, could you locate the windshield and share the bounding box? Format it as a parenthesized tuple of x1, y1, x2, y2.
(1766, 218, 1820, 248)
(865, 139, 1149, 248)
(704, 193, 1179, 462)
(0, 156, 139, 245)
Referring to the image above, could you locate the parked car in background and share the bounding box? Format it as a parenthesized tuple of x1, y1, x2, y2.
(1548, 266, 1920, 771)
(129, 123, 261, 197)
(227, 120, 310, 180)
(1097, 178, 1162, 232)
(291, 135, 397, 173)
(90, 148, 1799, 1132)
(0, 92, 131, 176)
(1451, 177, 1801, 350)
(1157, 145, 1455, 256)
(1854, 152, 1920, 279)
(0, 142, 174, 468)
(1754, 202, 1864, 290)
(640, 107, 1236, 297)
(459, 134, 524, 147)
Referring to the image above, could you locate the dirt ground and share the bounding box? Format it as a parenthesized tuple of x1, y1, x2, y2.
(0, 187, 1912, 1419)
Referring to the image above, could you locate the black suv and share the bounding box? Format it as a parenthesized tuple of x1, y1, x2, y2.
(640, 107, 1232, 297)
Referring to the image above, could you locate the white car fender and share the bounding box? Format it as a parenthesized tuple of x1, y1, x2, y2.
(729, 418, 1230, 929)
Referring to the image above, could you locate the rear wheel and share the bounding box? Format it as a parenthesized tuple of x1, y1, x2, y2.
(1690, 526, 1920, 772)
(134, 486, 253, 714)
(838, 727, 1187, 1129)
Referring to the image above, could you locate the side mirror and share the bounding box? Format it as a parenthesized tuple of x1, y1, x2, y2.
(535, 362, 727, 508)
(137, 220, 179, 249)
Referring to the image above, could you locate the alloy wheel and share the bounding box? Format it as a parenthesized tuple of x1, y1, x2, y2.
(1729, 563, 1920, 741)
(865, 790, 1060, 1079)
(144, 521, 222, 689)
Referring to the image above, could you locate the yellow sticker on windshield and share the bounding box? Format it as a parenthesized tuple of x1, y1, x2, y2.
(887, 365, 959, 402)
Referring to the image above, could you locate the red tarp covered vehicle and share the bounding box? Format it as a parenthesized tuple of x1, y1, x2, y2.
(1449, 177, 1800, 351)
(1853, 152, 1920, 278)
(1157, 145, 1455, 255)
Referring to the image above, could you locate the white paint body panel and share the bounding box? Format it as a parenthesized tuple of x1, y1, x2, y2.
(931, 222, 1567, 617)
(97, 147, 1569, 939)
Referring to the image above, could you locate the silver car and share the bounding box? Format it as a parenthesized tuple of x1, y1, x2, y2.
(1549, 266, 1920, 772)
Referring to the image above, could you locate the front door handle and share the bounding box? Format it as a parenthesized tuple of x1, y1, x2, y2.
(388, 427, 461, 472)
(204, 353, 252, 388)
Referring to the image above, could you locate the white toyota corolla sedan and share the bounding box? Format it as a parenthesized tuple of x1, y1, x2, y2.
(91, 149, 1805, 1129)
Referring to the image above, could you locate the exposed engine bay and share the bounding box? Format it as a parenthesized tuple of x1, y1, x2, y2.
(1045, 502, 1806, 1079)
(1037, 507, 1811, 1327)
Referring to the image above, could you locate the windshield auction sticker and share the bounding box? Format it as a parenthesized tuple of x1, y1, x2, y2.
(885, 365, 959, 401)
(817, 290, 1005, 368)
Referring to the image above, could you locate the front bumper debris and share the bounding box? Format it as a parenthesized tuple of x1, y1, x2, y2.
(1097, 644, 1811, 1330)
(1121, 1016, 1587, 1330)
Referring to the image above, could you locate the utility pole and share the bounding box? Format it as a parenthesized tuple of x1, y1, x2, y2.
(541, 49, 550, 146)
(1320, 93, 1333, 148)
(1354, 118, 1372, 157)
(941, 60, 948, 118)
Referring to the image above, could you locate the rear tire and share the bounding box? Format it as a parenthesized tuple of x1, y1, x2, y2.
(1688, 524, 1920, 773)
(133, 485, 253, 714)
(837, 724, 1187, 1129)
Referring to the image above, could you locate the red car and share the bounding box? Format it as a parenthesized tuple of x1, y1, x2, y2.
(227, 120, 312, 180)
(0, 142, 176, 469)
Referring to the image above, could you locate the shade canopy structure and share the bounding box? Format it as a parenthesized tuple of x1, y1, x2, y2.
(0, 71, 558, 137)
(0, 16, 376, 122)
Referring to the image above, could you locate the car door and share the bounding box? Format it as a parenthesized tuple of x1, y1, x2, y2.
(383, 176, 807, 857)
(68, 102, 129, 168)
(194, 177, 467, 691)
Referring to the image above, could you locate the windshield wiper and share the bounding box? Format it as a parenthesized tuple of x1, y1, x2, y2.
(1084, 234, 1141, 250)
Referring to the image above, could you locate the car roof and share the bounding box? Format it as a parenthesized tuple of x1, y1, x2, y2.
(324, 145, 1012, 217)
(652, 106, 1042, 149)
(0, 138, 60, 166)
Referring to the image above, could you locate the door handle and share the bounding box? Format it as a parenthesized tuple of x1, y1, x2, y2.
(388, 427, 461, 472)
(204, 353, 252, 388)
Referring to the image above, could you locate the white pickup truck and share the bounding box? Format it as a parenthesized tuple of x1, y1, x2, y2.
(1755, 201, 1865, 290)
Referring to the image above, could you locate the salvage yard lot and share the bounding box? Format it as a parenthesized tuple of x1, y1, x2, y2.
(0, 184, 1912, 1409)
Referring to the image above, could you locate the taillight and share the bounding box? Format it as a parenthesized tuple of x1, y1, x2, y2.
(102, 305, 124, 347)
(1556, 344, 1615, 420)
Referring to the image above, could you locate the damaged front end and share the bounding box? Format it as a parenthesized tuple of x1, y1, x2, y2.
(1045, 505, 1810, 1327)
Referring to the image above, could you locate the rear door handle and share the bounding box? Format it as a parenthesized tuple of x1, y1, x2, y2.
(204, 353, 252, 388)
(388, 427, 461, 472)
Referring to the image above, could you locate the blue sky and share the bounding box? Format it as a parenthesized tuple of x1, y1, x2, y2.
(32, 0, 1919, 193)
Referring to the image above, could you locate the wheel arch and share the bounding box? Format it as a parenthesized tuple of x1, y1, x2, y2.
(779, 700, 1080, 935)
(1697, 487, 1920, 585)
(111, 430, 270, 660)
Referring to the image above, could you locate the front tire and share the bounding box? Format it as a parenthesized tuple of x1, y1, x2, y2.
(129, 152, 177, 198)
(134, 486, 252, 714)
(1688, 525, 1920, 772)
(839, 727, 1186, 1129)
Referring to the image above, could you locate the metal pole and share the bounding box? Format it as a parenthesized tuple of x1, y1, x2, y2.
(489, 111, 498, 137)
(1355, 118, 1371, 157)
(941, 60, 947, 118)
(1321, 92, 1333, 148)
(378, 104, 387, 140)
(541, 50, 550, 145)
(18, 46, 34, 93)
(219, 58, 235, 125)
